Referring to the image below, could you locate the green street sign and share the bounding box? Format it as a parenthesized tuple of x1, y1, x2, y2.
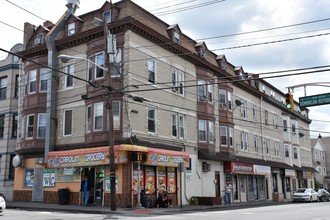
(299, 93, 330, 107)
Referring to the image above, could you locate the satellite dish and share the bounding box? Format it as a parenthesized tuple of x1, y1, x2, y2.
(12, 155, 22, 167)
(235, 99, 242, 107)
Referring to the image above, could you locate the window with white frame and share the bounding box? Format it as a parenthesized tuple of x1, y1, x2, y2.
(273, 114, 278, 129)
(219, 89, 226, 109)
(209, 121, 214, 143)
(179, 115, 185, 139)
(254, 135, 259, 152)
(63, 109, 73, 136)
(103, 10, 112, 23)
(148, 58, 156, 83)
(208, 84, 213, 102)
(198, 80, 206, 101)
(240, 100, 247, 118)
(37, 113, 46, 138)
(94, 102, 103, 131)
(29, 70, 37, 93)
(87, 61, 92, 81)
(274, 142, 280, 157)
(110, 48, 122, 77)
(86, 106, 92, 132)
(228, 92, 232, 111)
(198, 120, 207, 142)
(12, 114, 17, 138)
(172, 114, 177, 137)
(293, 147, 298, 159)
(283, 119, 287, 131)
(264, 110, 268, 126)
(40, 68, 48, 92)
(172, 113, 185, 139)
(68, 22, 75, 35)
(220, 126, 227, 145)
(0, 77, 7, 99)
(285, 145, 289, 157)
(265, 139, 270, 155)
(95, 53, 105, 79)
(148, 106, 156, 133)
(292, 123, 296, 134)
(113, 101, 120, 130)
(27, 114, 34, 138)
(240, 132, 248, 151)
(177, 70, 184, 95)
(65, 64, 74, 88)
(229, 127, 233, 146)
(252, 105, 257, 121)
(321, 152, 325, 160)
(174, 31, 180, 44)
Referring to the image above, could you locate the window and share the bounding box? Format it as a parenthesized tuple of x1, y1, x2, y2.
(283, 119, 287, 131)
(208, 121, 214, 143)
(198, 120, 206, 142)
(240, 101, 247, 118)
(177, 70, 184, 95)
(172, 113, 185, 139)
(40, 68, 48, 92)
(274, 142, 280, 157)
(110, 49, 122, 77)
(254, 135, 259, 152)
(229, 127, 233, 146)
(86, 106, 92, 132)
(65, 64, 74, 88)
(103, 10, 112, 23)
(273, 114, 278, 129)
(148, 106, 156, 133)
(34, 33, 44, 44)
(208, 84, 213, 102)
(220, 126, 227, 145)
(27, 115, 34, 138)
(228, 92, 232, 111)
(94, 102, 103, 131)
(172, 114, 177, 137)
(292, 123, 296, 134)
(68, 22, 75, 35)
(240, 132, 248, 151)
(148, 58, 156, 83)
(219, 90, 226, 109)
(285, 145, 289, 157)
(38, 113, 46, 138)
(264, 110, 268, 126)
(113, 101, 120, 130)
(87, 61, 92, 81)
(179, 115, 185, 139)
(14, 75, 19, 98)
(265, 139, 270, 155)
(95, 53, 105, 79)
(8, 154, 15, 179)
(198, 80, 206, 101)
(0, 115, 4, 138)
(293, 147, 298, 159)
(12, 114, 18, 138)
(252, 105, 257, 121)
(174, 31, 180, 44)
(0, 77, 6, 99)
(29, 70, 37, 93)
(63, 110, 72, 136)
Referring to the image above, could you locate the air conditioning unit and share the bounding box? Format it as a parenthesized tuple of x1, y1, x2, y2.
(200, 95, 207, 101)
(202, 162, 210, 172)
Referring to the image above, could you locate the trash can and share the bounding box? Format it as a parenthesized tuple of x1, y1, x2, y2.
(58, 188, 69, 205)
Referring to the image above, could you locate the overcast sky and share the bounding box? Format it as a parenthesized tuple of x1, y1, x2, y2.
(1, 0, 329, 138)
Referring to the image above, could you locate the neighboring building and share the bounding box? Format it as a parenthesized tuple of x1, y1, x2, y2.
(12, 0, 315, 207)
(0, 43, 23, 201)
(312, 137, 328, 189)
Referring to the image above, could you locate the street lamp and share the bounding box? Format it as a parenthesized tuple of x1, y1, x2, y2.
(58, 52, 117, 211)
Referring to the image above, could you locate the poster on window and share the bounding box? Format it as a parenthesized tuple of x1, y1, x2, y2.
(157, 166, 166, 191)
(55, 167, 80, 182)
(145, 166, 156, 195)
(167, 167, 176, 193)
(25, 169, 34, 188)
(105, 175, 118, 192)
(132, 165, 144, 195)
(43, 168, 55, 187)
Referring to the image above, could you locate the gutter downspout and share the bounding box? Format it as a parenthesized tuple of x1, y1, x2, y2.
(44, 2, 79, 162)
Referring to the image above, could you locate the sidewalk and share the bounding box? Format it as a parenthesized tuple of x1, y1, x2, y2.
(6, 200, 290, 215)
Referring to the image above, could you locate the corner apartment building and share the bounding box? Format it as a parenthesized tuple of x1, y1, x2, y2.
(0, 43, 22, 200)
(11, 0, 315, 207)
(312, 138, 328, 189)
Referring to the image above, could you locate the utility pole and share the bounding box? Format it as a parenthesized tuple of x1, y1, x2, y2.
(103, 16, 116, 211)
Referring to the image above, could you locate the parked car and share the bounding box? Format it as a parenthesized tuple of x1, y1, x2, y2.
(317, 188, 330, 202)
(292, 188, 318, 202)
(0, 195, 5, 213)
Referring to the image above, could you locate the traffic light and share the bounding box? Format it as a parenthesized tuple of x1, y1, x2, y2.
(285, 92, 294, 111)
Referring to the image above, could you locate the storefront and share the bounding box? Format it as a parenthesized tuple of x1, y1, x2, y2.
(13, 144, 189, 208)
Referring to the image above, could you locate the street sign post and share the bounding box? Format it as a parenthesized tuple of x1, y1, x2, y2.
(299, 93, 330, 107)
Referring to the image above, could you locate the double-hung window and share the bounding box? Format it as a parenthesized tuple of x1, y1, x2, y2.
(208, 121, 214, 143)
(229, 127, 233, 146)
(177, 71, 184, 95)
(174, 31, 180, 44)
(86, 106, 92, 132)
(110, 49, 121, 77)
(63, 110, 73, 136)
(148, 106, 156, 133)
(208, 84, 213, 102)
(103, 10, 112, 23)
(68, 22, 75, 35)
(95, 53, 105, 79)
(27, 115, 34, 138)
(0, 77, 7, 99)
(112, 101, 120, 130)
(172, 113, 185, 139)
(220, 126, 227, 145)
(148, 58, 156, 83)
(219, 89, 226, 109)
(240, 132, 248, 151)
(65, 64, 74, 88)
(172, 114, 177, 137)
(285, 145, 289, 157)
(283, 119, 287, 131)
(40, 68, 48, 92)
(0, 115, 4, 138)
(198, 120, 207, 142)
(198, 80, 206, 101)
(29, 70, 37, 93)
(38, 113, 46, 138)
(228, 92, 232, 111)
(254, 135, 259, 152)
(94, 102, 104, 131)
(12, 114, 18, 138)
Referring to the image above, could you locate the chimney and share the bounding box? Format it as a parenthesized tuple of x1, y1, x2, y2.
(43, 20, 54, 29)
(66, 0, 80, 13)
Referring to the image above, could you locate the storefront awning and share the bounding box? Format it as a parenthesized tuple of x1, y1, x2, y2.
(48, 144, 189, 168)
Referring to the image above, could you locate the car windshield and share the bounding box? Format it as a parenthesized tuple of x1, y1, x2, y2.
(296, 189, 307, 193)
